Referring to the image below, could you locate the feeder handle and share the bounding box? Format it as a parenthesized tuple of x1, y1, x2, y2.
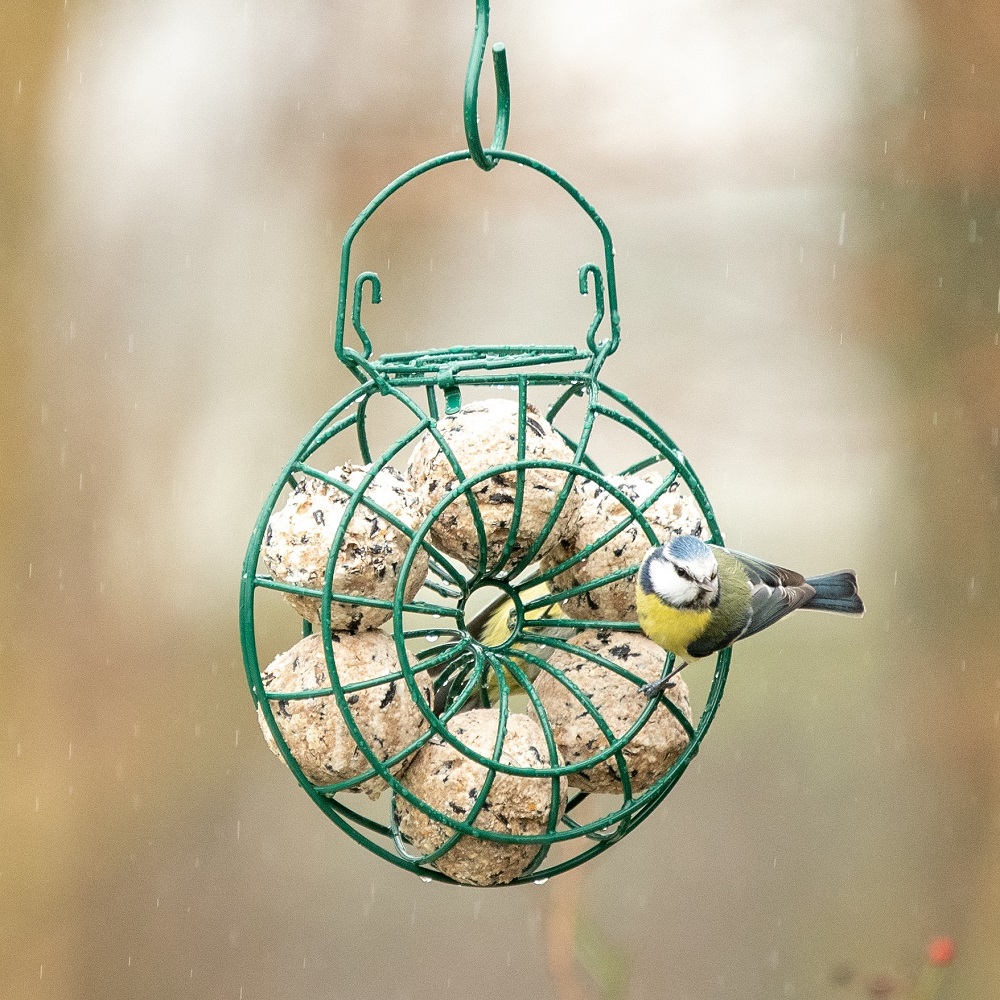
(332, 0, 623, 376)
(464, 0, 511, 171)
(334, 148, 622, 374)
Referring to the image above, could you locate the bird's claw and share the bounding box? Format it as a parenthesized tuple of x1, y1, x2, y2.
(640, 678, 675, 699)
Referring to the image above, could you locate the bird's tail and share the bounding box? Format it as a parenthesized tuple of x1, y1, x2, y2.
(803, 570, 865, 615)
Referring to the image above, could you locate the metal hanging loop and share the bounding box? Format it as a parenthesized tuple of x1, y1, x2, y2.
(464, 0, 510, 171)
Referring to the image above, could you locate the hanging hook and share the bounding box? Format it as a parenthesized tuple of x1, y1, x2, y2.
(351, 271, 380, 360)
(464, 0, 510, 171)
(578, 263, 606, 353)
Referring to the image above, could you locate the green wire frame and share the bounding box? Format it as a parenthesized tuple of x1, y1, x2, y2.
(238, 0, 731, 885)
(240, 375, 732, 885)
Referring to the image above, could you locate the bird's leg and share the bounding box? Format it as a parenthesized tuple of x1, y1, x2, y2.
(640, 660, 689, 700)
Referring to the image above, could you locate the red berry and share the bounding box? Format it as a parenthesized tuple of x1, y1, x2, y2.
(927, 936, 956, 966)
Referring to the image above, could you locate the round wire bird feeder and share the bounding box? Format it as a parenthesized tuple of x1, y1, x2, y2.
(240, 0, 731, 885)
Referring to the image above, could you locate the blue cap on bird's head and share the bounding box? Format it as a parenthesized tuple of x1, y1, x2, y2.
(664, 534, 712, 562)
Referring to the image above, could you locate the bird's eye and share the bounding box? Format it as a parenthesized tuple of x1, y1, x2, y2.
(675, 566, 691, 581)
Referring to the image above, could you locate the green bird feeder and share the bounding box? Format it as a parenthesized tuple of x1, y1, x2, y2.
(240, 0, 731, 886)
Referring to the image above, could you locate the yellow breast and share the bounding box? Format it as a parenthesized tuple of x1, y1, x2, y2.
(635, 590, 711, 659)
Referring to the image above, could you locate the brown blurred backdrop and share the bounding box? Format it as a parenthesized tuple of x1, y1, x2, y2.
(2, 1, 999, 997)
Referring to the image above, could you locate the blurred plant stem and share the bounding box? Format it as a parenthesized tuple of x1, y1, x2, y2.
(545, 867, 632, 1000)
(545, 867, 587, 1000)
(912, 966, 945, 1000)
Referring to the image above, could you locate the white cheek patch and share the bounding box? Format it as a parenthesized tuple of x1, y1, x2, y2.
(648, 559, 698, 606)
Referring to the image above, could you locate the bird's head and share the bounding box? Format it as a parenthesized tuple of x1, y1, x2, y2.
(638, 535, 719, 610)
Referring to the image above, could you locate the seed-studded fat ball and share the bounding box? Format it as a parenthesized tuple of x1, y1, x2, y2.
(406, 398, 580, 571)
(541, 473, 707, 622)
(257, 631, 432, 800)
(394, 709, 567, 885)
(530, 629, 691, 794)
(262, 463, 428, 631)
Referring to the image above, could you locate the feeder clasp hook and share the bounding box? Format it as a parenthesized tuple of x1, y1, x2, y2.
(464, 0, 510, 171)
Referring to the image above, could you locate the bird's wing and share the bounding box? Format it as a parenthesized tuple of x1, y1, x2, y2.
(688, 548, 816, 657)
(740, 579, 816, 640)
(720, 549, 817, 641)
(723, 548, 808, 589)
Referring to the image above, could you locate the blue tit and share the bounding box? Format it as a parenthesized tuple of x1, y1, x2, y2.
(431, 582, 576, 712)
(635, 534, 864, 697)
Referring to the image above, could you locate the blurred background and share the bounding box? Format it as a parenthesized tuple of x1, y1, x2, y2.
(2, 0, 998, 997)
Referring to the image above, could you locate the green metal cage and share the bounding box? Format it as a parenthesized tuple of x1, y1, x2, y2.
(239, 0, 731, 885)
